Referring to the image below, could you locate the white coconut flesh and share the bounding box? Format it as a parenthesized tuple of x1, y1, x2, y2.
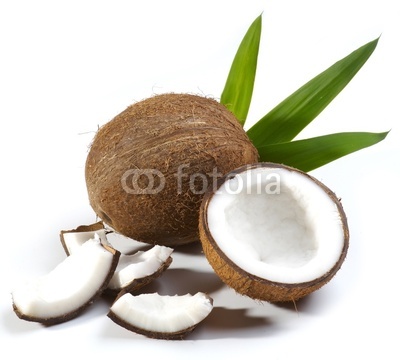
(12, 237, 118, 322)
(107, 245, 174, 291)
(61, 228, 110, 255)
(206, 166, 346, 284)
(109, 292, 213, 334)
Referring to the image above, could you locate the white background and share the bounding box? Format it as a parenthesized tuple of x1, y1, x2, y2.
(1, 0, 399, 358)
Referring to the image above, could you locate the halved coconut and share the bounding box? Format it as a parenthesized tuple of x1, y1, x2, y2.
(12, 237, 120, 325)
(106, 245, 174, 294)
(199, 162, 349, 302)
(60, 221, 110, 255)
(108, 292, 213, 340)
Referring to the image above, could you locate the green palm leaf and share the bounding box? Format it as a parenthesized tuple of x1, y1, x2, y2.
(256, 131, 389, 172)
(220, 15, 262, 126)
(247, 37, 380, 147)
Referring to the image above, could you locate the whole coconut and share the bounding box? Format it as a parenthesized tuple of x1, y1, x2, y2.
(85, 93, 259, 246)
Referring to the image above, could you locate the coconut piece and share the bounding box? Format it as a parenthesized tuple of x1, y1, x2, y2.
(108, 292, 213, 340)
(60, 221, 111, 255)
(61, 224, 173, 294)
(199, 162, 349, 302)
(85, 93, 259, 246)
(106, 245, 174, 294)
(12, 237, 120, 325)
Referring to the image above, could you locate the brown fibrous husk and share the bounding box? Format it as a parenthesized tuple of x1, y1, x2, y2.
(85, 93, 259, 246)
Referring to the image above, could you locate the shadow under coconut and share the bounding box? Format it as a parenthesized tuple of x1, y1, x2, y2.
(2, 305, 43, 335)
(272, 285, 344, 315)
(273, 295, 316, 313)
(132, 267, 225, 296)
(189, 306, 278, 340)
(171, 241, 205, 256)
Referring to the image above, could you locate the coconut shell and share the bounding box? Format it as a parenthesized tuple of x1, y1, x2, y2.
(85, 93, 258, 246)
(199, 163, 350, 302)
(59, 221, 105, 255)
(107, 309, 200, 340)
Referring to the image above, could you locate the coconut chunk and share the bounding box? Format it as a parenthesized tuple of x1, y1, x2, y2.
(108, 292, 213, 340)
(60, 221, 111, 255)
(107, 245, 173, 294)
(12, 238, 120, 325)
(199, 163, 349, 302)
